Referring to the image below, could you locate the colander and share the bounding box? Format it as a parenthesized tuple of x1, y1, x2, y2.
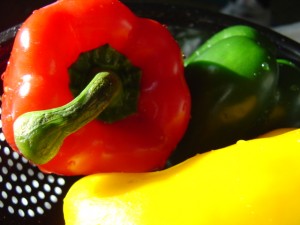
(1, 2, 300, 225)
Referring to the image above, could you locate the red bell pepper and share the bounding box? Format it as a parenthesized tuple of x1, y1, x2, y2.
(1, 0, 190, 175)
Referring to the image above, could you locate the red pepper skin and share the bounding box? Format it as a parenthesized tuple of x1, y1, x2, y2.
(1, 0, 190, 175)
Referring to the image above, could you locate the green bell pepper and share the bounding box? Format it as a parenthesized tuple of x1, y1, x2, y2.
(260, 59, 300, 131)
(170, 25, 279, 164)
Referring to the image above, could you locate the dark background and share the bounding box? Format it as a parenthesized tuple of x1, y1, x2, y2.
(0, 0, 300, 32)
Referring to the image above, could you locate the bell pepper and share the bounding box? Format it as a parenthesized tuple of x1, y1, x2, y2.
(260, 59, 300, 132)
(63, 128, 300, 225)
(1, 0, 191, 175)
(170, 25, 278, 163)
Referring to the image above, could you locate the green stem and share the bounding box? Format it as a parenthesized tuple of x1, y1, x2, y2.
(14, 72, 121, 164)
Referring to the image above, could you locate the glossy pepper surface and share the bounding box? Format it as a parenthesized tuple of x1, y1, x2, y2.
(1, 0, 191, 175)
(64, 128, 300, 225)
(170, 25, 279, 163)
(261, 59, 300, 131)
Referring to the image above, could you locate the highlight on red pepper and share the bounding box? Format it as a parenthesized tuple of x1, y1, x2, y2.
(1, 0, 191, 175)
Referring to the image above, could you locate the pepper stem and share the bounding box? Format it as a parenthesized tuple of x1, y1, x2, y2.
(14, 72, 122, 164)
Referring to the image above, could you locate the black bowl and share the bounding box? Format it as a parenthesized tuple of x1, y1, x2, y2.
(1, 2, 300, 225)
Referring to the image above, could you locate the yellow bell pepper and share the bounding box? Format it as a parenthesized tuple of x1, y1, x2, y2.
(63, 128, 300, 225)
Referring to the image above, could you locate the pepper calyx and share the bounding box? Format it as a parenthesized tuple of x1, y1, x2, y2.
(68, 44, 142, 123)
